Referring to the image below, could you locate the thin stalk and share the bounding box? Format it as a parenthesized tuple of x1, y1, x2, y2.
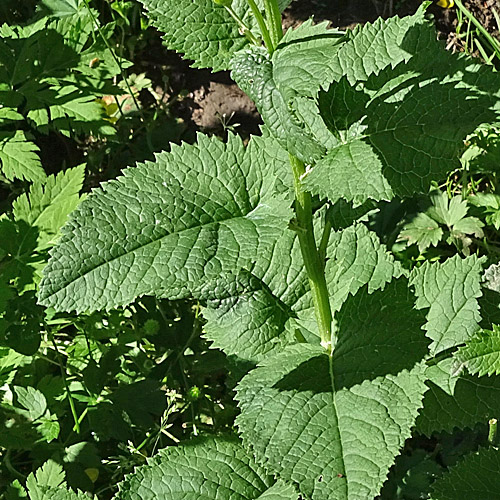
(455, 0, 500, 60)
(51, 337, 81, 434)
(263, 0, 283, 48)
(246, 0, 274, 53)
(225, 5, 261, 45)
(290, 154, 333, 350)
(82, 0, 144, 119)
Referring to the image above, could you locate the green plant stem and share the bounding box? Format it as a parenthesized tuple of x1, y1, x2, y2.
(263, 0, 283, 48)
(51, 337, 81, 434)
(224, 5, 261, 45)
(83, 0, 143, 119)
(3, 449, 25, 480)
(289, 154, 333, 349)
(454, 0, 500, 60)
(246, 0, 274, 53)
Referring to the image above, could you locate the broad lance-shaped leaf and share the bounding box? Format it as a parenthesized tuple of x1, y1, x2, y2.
(454, 325, 500, 376)
(302, 49, 500, 204)
(38, 133, 292, 312)
(410, 255, 485, 356)
(202, 226, 309, 365)
(237, 276, 429, 500)
(139, 0, 292, 72)
(231, 47, 325, 164)
(431, 447, 500, 500)
(115, 436, 299, 500)
(272, 4, 434, 96)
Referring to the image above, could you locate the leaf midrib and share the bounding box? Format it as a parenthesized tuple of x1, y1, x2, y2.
(41, 206, 271, 303)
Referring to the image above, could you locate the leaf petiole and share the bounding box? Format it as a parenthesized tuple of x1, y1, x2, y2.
(246, 0, 275, 53)
(224, 5, 261, 46)
(263, 0, 283, 48)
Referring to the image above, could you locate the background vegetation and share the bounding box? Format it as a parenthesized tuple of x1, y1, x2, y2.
(1, 0, 499, 498)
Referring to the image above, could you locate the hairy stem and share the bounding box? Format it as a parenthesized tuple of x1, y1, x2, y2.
(290, 155, 333, 348)
(246, 0, 274, 53)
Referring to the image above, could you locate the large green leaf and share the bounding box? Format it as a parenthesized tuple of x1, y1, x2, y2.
(231, 47, 325, 164)
(302, 50, 500, 204)
(326, 223, 402, 310)
(272, 4, 434, 96)
(202, 225, 309, 364)
(237, 277, 429, 500)
(416, 363, 500, 435)
(431, 447, 500, 500)
(38, 133, 291, 312)
(204, 222, 399, 364)
(115, 436, 299, 500)
(139, 0, 292, 72)
(410, 255, 485, 356)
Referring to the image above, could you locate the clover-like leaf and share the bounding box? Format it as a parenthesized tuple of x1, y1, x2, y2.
(13, 164, 85, 251)
(0, 131, 45, 183)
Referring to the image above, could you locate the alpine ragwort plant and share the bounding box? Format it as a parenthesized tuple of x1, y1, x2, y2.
(36, 1, 500, 499)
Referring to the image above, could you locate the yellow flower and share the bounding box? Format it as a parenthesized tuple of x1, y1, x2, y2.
(437, 0, 455, 8)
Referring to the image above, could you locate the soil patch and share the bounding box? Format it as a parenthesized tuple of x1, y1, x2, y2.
(138, 0, 500, 140)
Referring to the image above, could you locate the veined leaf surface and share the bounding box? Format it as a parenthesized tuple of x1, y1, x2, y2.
(272, 4, 434, 96)
(115, 436, 299, 500)
(237, 277, 429, 500)
(454, 325, 500, 376)
(431, 447, 500, 500)
(139, 0, 292, 72)
(410, 255, 484, 355)
(39, 133, 291, 312)
(303, 51, 500, 204)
